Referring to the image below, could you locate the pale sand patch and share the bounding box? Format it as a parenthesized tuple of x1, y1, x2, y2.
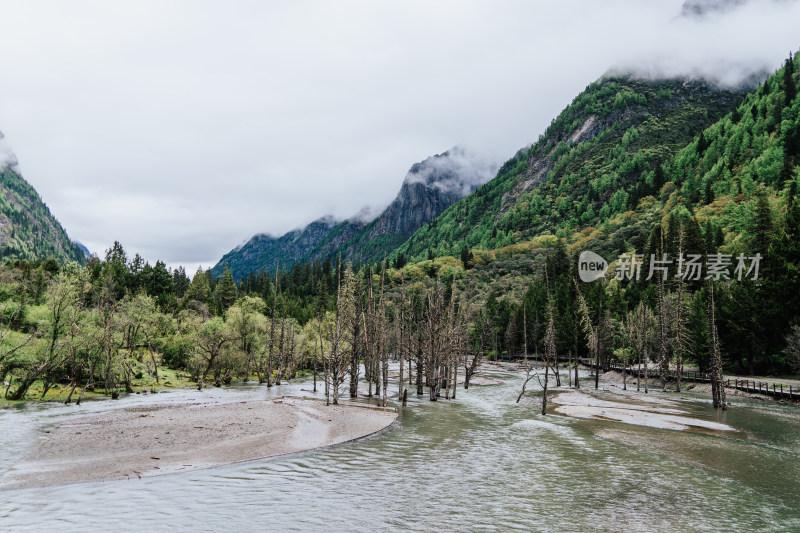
(552, 390, 735, 433)
(0, 398, 397, 489)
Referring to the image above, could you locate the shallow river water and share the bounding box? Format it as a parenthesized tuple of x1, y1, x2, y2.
(1, 367, 799, 532)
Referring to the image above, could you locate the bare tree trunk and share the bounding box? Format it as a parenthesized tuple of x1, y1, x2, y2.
(708, 282, 727, 409)
(568, 350, 572, 387)
(379, 264, 388, 407)
(276, 310, 286, 385)
(267, 267, 279, 388)
(675, 235, 686, 394)
(332, 272, 342, 405)
(541, 362, 549, 415)
(637, 349, 641, 392)
(658, 275, 669, 391)
(399, 274, 405, 396)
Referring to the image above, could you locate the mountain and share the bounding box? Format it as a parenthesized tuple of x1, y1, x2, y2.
(212, 215, 340, 279)
(386, 54, 799, 375)
(0, 131, 85, 264)
(213, 148, 496, 279)
(392, 75, 748, 262)
(307, 147, 497, 264)
(74, 241, 91, 258)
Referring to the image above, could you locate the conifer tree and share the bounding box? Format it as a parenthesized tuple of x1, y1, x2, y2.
(214, 264, 238, 311)
(783, 53, 796, 105)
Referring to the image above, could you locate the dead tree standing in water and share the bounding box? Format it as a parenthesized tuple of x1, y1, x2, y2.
(575, 279, 599, 390)
(629, 301, 655, 393)
(516, 305, 534, 403)
(464, 309, 489, 389)
(378, 263, 389, 406)
(424, 278, 445, 401)
(328, 260, 352, 405)
(707, 281, 727, 409)
(349, 270, 364, 398)
(267, 267, 279, 388)
(398, 274, 406, 396)
(539, 284, 557, 416)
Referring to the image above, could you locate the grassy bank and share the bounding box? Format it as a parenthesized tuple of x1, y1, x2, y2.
(1, 365, 198, 406)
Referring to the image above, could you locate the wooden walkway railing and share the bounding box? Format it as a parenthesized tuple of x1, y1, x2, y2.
(508, 356, 798, 401)
(729, 378, 798, 400)
(576, 359, 798, 401)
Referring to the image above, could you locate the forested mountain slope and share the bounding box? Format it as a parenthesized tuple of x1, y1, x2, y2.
(211, 215, 340, 280)
(0, 133, 85, 264)
(392, 75, 747, 262)
(387, 54, 800, 375)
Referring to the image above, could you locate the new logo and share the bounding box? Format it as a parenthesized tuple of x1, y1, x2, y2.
(578, 251, 608, 282)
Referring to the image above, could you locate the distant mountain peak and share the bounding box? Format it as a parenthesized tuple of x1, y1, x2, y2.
(349, 206, 381, 224)
(403, 146, 497, 196)
(313, 214, 339, 227)
(212, 146, 497, 278)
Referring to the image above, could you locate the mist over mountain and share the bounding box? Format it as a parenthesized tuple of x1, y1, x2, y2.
(0, 131, 20, 172)
(213, 147, 497, 279)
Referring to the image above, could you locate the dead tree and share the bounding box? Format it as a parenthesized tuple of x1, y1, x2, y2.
(266, 266, 279, 388)
(349, 271, 363, 398)
(629, 301, 655, 393)
(672, 231, 693, 393)
(707, 281, 727, 409)
(516, 305, 534, 403)
(275, 304, 287, 385)
(539, 288, 557, 416)
(425, 278, 445, 401)
(464, 309, 489, 389)
(657, 274, 670, 391)
(574, 279, 600, 390)
(398, 273, 406, 396)
(328, 261, 352, 405)
(378, 264, 389, 406)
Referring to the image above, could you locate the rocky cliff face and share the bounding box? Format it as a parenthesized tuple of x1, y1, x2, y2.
(324, 147, 496, 263)
(368, 152, 469, 237)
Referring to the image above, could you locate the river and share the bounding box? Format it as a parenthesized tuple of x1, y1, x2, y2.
(1, 366, 799, 532)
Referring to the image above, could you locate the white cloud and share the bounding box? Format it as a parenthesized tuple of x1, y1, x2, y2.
(402, 146, 499, 196)
(0, 0, 797, 269)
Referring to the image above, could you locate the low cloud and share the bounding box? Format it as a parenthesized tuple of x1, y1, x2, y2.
(611, 0, 800, 87)
(0, 131, 19, 171)
(403, 146, 499, 197)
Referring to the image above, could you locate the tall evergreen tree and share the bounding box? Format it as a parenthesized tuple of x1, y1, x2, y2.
(752, 193, 773, 252)
(783, 53, 796, 105)
(215, 264, 238, 311)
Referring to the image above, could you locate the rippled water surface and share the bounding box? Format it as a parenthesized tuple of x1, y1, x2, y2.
(2, 368, 799, 532)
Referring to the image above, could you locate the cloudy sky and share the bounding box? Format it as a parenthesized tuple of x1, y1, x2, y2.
(1, 0, 799, 272)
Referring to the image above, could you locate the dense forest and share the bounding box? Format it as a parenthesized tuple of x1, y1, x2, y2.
(0, 243, 483, 404)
